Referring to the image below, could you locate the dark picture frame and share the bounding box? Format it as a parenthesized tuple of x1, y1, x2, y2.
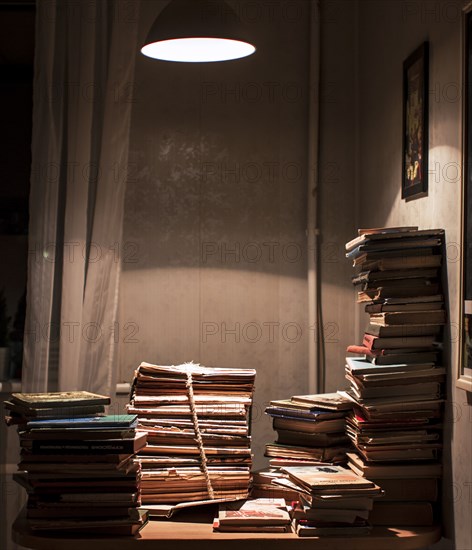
(459, 5, 472, 392)
(402, 42, 429, 200)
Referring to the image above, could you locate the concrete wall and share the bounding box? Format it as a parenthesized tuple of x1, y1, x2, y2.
(119, 0, 310, 469)
(118, 0, 471, 544)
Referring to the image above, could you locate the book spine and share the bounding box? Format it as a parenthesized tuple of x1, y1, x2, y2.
(383, 312, 446, 324)
(365, 304, 382, 313)
(28, 441, 135, 454)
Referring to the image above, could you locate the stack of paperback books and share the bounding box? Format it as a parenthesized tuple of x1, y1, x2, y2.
(127, 362, 256, 506)
(278, 465, 381, 536)
(263, 393, 352, 467)
(5, 391, 148, 535)
(344, 226, 445, 526)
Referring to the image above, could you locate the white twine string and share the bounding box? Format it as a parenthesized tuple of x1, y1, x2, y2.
(185, 371, 214, 499)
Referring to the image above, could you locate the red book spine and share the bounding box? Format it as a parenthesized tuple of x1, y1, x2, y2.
(346, 344, 379, 357)
(362, 333, 377, 350)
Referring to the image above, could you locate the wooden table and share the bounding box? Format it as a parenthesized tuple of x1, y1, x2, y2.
(12, 508, 442, 550)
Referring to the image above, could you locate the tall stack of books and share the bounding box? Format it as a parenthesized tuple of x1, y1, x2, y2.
(263, 393, 352, 467)
(5, 391, 148, 535)
(344, 227, 445, 526)
(277, 465, 381, 537)
(127, 362, 256, 507)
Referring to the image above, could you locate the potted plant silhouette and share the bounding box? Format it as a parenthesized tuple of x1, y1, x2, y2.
(9, 290, 26, 379)
(0, 288, 11, 380)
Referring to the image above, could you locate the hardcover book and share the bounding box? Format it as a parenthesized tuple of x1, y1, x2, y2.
(345, 227, 443, 252)
(365, 324, 442, 338)
(21, 431, 147, 454)
(217, 498, 291, 526)
(26, 415, 138, 429)
(289, 393, 353, 411)
(280, 465, 376, 492)
(11, 391, 110, 408)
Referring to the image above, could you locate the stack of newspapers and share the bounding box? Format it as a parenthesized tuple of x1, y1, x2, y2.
(127, 362, 256, 509)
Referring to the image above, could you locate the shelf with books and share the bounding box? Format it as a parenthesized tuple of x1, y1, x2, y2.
(12, 506, 442, 550)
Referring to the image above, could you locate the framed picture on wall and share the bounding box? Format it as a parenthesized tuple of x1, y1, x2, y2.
(402, 42, 429, 201)
(459, 5, 472, 392)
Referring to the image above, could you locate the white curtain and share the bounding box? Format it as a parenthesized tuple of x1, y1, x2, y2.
(23, 0, 140, 395)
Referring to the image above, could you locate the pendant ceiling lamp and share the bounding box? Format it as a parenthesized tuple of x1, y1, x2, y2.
(141, 0, 256, 63)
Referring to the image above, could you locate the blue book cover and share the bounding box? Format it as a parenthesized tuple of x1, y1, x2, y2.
(26, 415, 138, 429)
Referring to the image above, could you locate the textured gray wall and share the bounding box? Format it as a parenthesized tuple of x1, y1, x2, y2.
(118, 1, 471, 546)
(119, 0, 310, 470)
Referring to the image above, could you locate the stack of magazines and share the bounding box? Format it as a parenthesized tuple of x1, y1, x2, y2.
(263, 392, 352, 467)
(279, 465, 381, 537)
(251, 393, 352, 502)
(5, 391, 148, 535)
(127, 362, 256, 508)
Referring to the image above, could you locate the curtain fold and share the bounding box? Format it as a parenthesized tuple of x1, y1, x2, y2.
(23, 0, 140, 395)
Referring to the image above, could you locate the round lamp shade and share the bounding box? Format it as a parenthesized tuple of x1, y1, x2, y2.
(141, 0, 256, 62)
